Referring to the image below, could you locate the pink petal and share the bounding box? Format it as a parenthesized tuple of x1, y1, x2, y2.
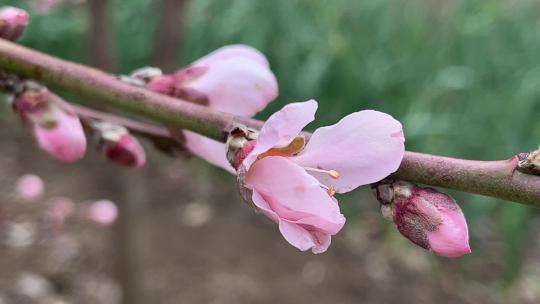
(292, 110, 405, 193)
(192, 44, 270, 68)
(243, 100, 318, 170)
(186, 57, 278, 117)
(88, 199, 118, 226)
(0, 7, 29, 42)
(426, 199, 471, 258)
(105, 134, 146, 168)
(15, 174, 44, 201)
(278, 221, 332, 254)
(184, 130, 236, 174)
(245, 156, 345, 253)
(427, 222, 471, 258)
(33, 107, 87, 162)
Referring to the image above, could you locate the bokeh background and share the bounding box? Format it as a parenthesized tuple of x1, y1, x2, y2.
(1, 0, 540, 303)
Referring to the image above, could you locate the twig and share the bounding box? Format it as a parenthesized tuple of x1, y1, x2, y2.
(0, 39, 538, 206)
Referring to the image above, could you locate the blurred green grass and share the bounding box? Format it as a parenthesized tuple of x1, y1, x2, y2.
(3, 0, 540, 284)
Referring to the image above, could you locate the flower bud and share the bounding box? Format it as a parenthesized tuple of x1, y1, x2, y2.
(373, 180, 471, 258)
(517, 147, 540, 175)
(92, 121, 146, 168)
(13, 84, 87, 162)
(0, 7, 29, 42)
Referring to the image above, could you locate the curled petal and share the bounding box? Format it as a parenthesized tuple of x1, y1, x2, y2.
(278, 221, 332, 254)
(33, 107, 87, 162)
(186, 57, 278, 117)
(245, 156, 345, 253)
(184, 130, 236, 174)
(243, 100, 317, 170)
(292, 110, 405, 193)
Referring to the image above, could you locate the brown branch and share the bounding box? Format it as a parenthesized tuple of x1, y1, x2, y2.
(0, 38, 539, 206)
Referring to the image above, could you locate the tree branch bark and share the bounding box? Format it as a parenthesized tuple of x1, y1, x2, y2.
(0, 39, 538, 206)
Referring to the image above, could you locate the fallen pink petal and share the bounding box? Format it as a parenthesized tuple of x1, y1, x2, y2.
(15, 174, 44, 201)
(87, 200, 118, 226)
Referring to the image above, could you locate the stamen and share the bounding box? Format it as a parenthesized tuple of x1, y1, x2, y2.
(327, 186, 336, 197)
(319, 184, 336, 197)
(303, 167, 340, 179)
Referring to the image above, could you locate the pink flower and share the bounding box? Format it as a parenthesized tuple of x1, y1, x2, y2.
(15, 174, 44, 201)
(231, 100, 405, 253)
(374, 180, 471, 258)
(92, 121, 146, 168)
(13, 86, 87, 162)
(146, 45, 278, 173)
(0, 6, 29, 42)
(87, 200, 118, 226)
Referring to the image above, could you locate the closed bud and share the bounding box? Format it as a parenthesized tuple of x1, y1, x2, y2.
(372, 180, 471, 258)
(0, 7, 29, 42)
(92, 121, 146, 168)
(13, 84, 87, 162)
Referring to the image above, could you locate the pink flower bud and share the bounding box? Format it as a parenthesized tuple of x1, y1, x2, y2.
(104, 134, 146, 168)
(0, 7, 29, 42)
(15, 174, 44, 201)
(373, 180, 471, 258)
(33, 108, 87, 162)
(13, 86, 87, 162)
(87, 200, 118, 226)
(92, 122, 146, 168)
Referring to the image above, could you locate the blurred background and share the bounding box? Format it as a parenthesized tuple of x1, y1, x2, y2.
(1, 0, 540, 303)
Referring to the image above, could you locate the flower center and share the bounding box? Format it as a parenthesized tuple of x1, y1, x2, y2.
(257, 136, 306, 159)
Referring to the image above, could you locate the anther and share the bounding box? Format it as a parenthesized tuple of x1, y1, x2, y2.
(319, 184, 336, 197)
(304, 167, 340, 179)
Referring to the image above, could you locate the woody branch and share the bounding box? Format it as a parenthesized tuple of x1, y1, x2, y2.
(0, 38, 538, 206)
